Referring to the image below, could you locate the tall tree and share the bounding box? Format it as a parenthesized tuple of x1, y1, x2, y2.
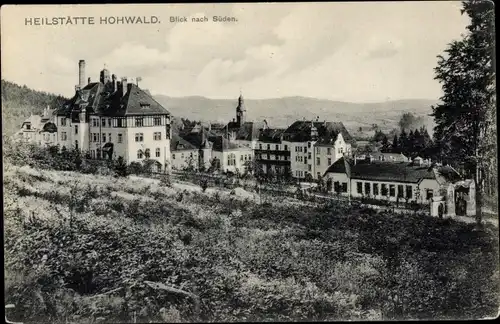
(432, 0, 495, 224)
(392, 134, 400, 153)
(399, 130, 408, 156)
(381, 135, 391, 153)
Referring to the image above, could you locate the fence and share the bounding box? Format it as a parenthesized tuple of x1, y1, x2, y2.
(151, 170, 430, 214)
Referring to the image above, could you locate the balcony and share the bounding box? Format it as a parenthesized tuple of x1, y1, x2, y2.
(254, 149, 291, 156)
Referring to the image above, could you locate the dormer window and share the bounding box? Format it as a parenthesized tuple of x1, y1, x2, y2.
(25, 124, 31, 130)
(140, 103, 150, 109)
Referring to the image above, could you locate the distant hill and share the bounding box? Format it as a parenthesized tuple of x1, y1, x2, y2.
(0, 79, 437, 139)
(155, 95, 437, 136)
(1, 80, 68, 136)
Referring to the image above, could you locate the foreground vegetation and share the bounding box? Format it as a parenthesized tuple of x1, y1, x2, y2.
(3, 162, 499, 323)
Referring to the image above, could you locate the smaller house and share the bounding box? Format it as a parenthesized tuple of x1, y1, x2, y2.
(211, 136, 253, 174)
(170, 134, 200, 171)
(323, 156, 473, 216)
(14, 106, 58, 146)
(170, 126, 214, 171)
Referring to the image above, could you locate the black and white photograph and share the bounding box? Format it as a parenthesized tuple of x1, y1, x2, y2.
(1, 2, 498, 323)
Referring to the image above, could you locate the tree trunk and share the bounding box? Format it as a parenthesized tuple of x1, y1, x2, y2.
(475, 165, 483, 225)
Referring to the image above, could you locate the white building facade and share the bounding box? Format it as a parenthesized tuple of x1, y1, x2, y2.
(56, 60, 172, 171)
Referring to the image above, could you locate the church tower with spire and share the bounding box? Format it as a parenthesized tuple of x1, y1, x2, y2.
(236, 90, 246, 127)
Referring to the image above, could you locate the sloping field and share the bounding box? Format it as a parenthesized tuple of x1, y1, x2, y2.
(3, 164, 499, 323)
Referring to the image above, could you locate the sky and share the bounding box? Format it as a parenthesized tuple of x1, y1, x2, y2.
(1, 2, 470, 102)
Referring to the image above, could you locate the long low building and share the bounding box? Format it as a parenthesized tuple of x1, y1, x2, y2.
(323, 156, 476, 217)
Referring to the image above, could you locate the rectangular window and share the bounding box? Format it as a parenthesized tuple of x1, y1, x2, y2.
(357, 182, 363, 194)
(61, 132, 67, 141)
(259, 144, 263, 150)
(284, 145, 288, 151)
(308, 164, 312, 171)
(334, 181, 340, 193)
(109, 133, 112, 142)
(397, 185, 404, 198)
(102, 133, 106, 143)
(315, 147, 320, 154)
(101, 119, 106, 127)
(240, 155, 243, 161)
(108, 118, 112, 127)
(365, 182, 371, 195)
(92, 119, 98, 127)
(342, 182, 348, 192)
(275, 145, 279, 150)
(117, 119, 123, 127)
(406, 185, 413, 199)
(74, 125, 78, 135)
(389, 185, 396, 197)
(327, 148, 332, 155)
(267, 144, 270, 150)
(316, 157, 320, 166)
(426, 189, 434, 200)
(304, 147, 307, 153)
(304, 158, 307, 164)
(327, 158, 332, 165)
(61, 118, 67, 126)
(156, 148, 161, 158)
(381, 184, 388, 196)
(135, 118, 144, 127)
(308, 152, 312, 159)
(154, 117, 162, 126)
(373, 183, 379, 196)
(135, 133, 143, 142)
(153, 132, 162, 140)
(172, 153, 176, 160)
(118, 134, 123, 143)
(26, 124, 31, 130)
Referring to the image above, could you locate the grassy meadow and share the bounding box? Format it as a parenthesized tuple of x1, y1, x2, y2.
(3, 163, 499, 323)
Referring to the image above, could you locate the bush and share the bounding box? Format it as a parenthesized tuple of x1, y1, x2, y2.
(4, 164, 499, 322)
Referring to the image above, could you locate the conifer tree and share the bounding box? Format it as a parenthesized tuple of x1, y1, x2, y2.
(432, 0, 495, 224)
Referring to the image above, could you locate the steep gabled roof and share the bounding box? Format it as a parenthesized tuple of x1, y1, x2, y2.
(210, 135, 247, 152)
(324, 157, 351, 177)
(258, 128, 286, 143)
(41, 122, 57, 133)
(283, 121, 354, 144)
(226, 121, 266, 141)
(57, 82, 169, 117)
(170, 134, 197, 151)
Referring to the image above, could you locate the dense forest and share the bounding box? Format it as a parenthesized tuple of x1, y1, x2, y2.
(1, 79, 68, 136)
(361, 112, 435, 160)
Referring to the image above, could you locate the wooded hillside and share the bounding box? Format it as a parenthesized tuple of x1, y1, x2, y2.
(1, 79, 68, 136)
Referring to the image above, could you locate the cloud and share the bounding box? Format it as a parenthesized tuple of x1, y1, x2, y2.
(1, 2, 471, 101)
(365, 38, 403, 59)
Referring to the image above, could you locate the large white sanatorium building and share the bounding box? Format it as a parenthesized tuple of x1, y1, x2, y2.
(56, 60, 172, 172)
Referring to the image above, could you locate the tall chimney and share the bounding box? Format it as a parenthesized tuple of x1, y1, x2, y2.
(88, 77, 91, 85)
(121, 77, 128, 96)
(112, 74, 117, 92)
(78, 60, 86, 88)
